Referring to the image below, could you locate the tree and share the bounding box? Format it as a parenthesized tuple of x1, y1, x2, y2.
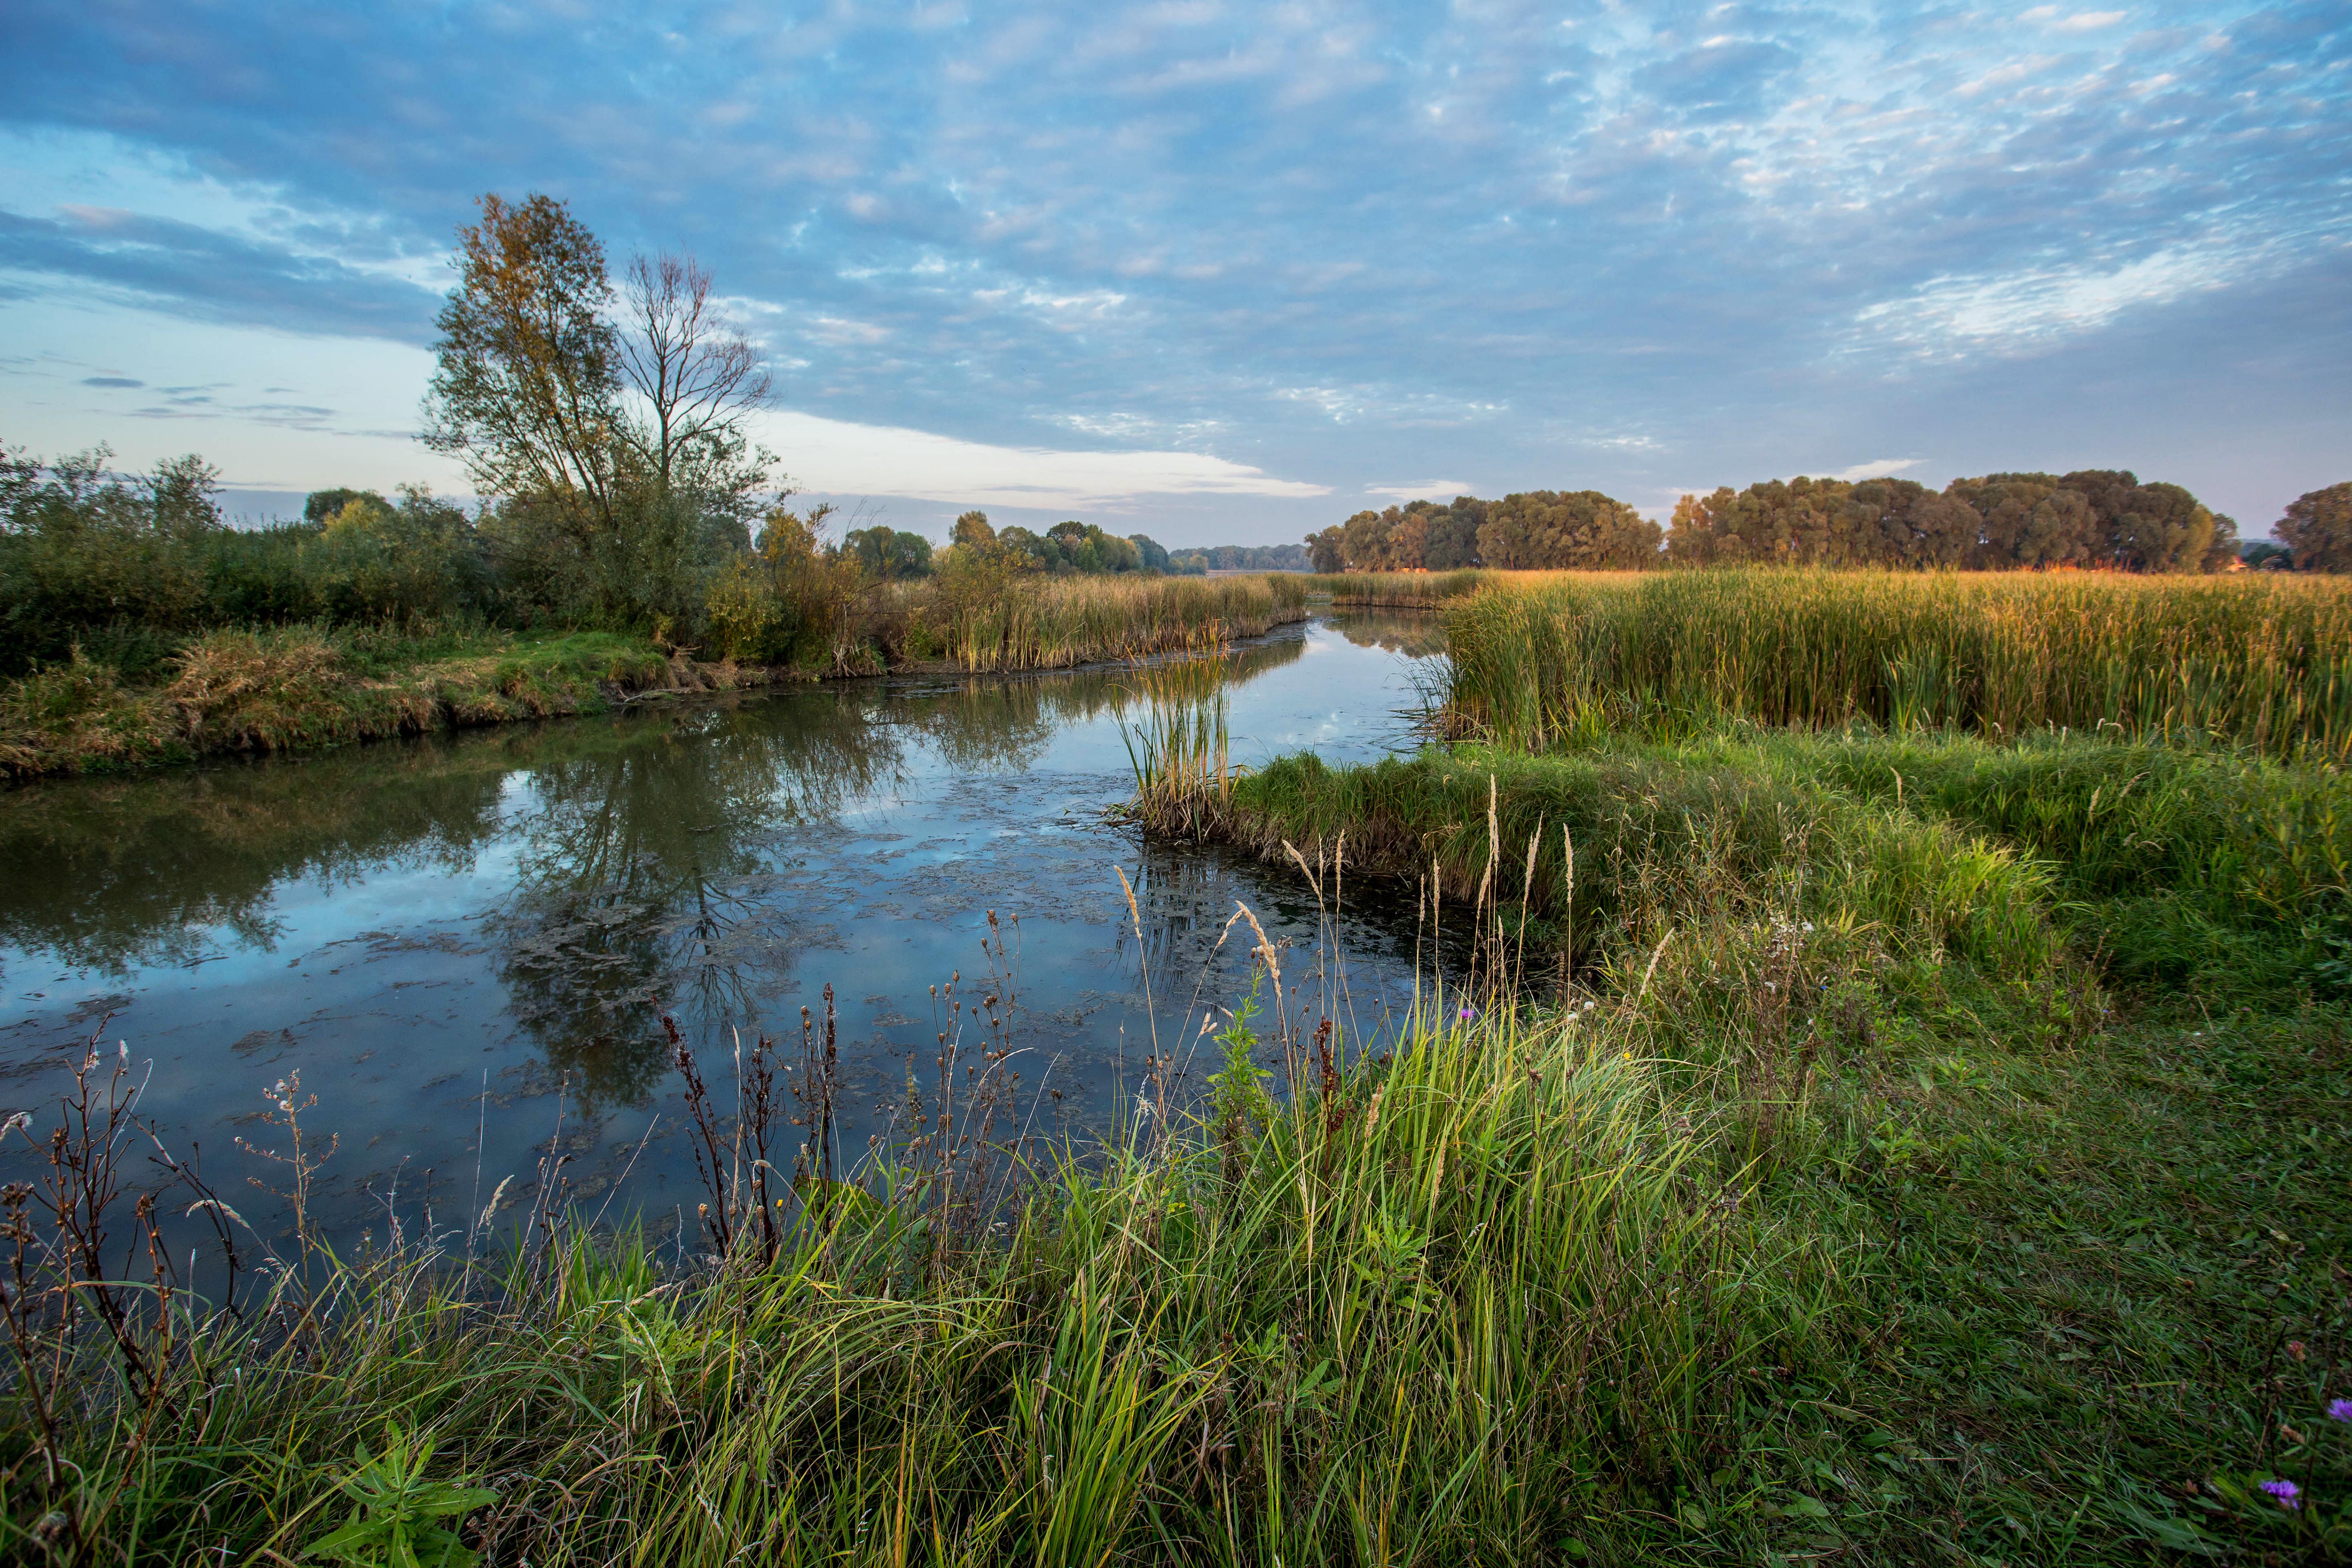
(842, 526, 933, 580)
(952, 510, 996, 550)
(616, 252, 772, 520)
(2276, 482, 2352, 572)
(2060, 470, 2217, 573)
(1424, 499, 1484, 569)
(304, 487, 387, 527)
(1477, 490, 1658, 569)
(1305, 525, 1345, 572)
(421, 193, 626, 533)
(1129, 533, 1170, 572)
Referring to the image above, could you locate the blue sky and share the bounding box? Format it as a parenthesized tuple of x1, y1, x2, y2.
(2, 1, 2345, 546)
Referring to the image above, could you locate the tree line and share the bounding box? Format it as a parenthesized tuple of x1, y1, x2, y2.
(1307, 476, 2352, 573)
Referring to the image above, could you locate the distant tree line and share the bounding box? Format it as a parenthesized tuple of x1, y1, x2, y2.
(1305, 475, 2349, 574)
(1166, 543, 1313, 573)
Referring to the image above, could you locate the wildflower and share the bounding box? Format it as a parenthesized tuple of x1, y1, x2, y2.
(1457, 1005, 1478, 1024)
(2259, 1478, 2300, 1511)
(2328, 1398, 2352, 1423)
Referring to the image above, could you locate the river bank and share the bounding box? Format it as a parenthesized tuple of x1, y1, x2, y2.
(0, 574, 1313, 781)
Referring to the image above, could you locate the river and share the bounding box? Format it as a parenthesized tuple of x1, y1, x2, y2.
(0, 612, 1446, 1248)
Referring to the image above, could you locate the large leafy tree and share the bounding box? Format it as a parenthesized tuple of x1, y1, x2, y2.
(2276, 482, 2352, 572)
(421, 193, 627, 533)
(423, 194, 777, 627)
(1476, 490, 1658, 569)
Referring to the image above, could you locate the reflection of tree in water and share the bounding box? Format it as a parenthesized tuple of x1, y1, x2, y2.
(1329, 610, 1448, 660)
(0, 737, 516, 977)
(489, 697, 909, 1111)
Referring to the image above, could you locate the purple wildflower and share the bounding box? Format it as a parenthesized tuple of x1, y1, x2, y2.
(2259, 1478, 2301, 1511)
(2328, 1398, 2352, 1424)
(1457, 1005, 1478, 1024)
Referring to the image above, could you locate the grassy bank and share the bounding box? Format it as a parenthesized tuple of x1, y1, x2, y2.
(1107, 655, 2352, 1559)
(0, 574, 1310, 781)
(1131, 726, 2349, 996)
(9, 816, 2346, 1562)
(1442, 568, 2352, 762)
(0, 624, 749, 780)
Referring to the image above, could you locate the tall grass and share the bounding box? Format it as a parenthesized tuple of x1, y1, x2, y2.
(1442, 568, 2352, 761)
(2, 965, 1848, 1564)
(1303, 569, 1502, 607)
(934, 572, 1308, 671)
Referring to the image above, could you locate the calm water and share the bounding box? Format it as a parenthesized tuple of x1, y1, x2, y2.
(0, 613, 1445, 1244)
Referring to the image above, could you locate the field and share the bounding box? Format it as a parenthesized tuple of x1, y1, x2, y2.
(4, 568, 2349, 1565)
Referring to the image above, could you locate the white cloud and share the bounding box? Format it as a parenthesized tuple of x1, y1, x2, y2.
(1824, 457, 1923, 480)
(1362, 479, 1471, 500)
(752, 408, 1330, 508)
(2052, 11, 2125, 31)
(1850, 242, 2253, 360)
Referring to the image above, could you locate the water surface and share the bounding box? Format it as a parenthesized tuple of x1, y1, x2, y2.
(0, 614, 1444, 1243)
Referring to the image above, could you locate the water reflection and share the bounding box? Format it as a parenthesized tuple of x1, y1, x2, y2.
(0, 617, 1424, 1244)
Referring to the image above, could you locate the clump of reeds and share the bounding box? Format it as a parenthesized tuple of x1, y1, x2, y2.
(1304, 567, 1501, 607)
(1440, 567, 2352, 762)
(935, 572, 1308, 672)
(1118, 656, 1236, 837)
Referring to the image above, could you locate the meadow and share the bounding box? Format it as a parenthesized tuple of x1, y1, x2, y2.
(3, 567, 2348, 1565)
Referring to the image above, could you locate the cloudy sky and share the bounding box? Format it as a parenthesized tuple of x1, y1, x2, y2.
(2, 0, 2345, 546)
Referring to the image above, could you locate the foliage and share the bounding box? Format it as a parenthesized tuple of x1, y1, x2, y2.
(306, 1427, 498, 1568)
(1174, 541, 1313, 574)
(995, 519, 1170, 576)
(2277, 481, 2352, 572)
(840, 524, 934, 580)
(417, 192, 771, 630)
(1670, 469, 2237, 572)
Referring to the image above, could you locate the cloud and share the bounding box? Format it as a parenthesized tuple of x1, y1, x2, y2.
(81, 375, 141, 387)
(0, 0, 2344, 532)
(1824, 458, 1924, 482)
(755, 409, 1329, 508)
(0, 206, 440, 343)
(1362, 480, 1472, 501)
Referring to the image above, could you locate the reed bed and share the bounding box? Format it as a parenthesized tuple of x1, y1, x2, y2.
(1442, 567, 2352, 762)
(1303, 569, 1500, 607)
(939, 572, 1309, 672)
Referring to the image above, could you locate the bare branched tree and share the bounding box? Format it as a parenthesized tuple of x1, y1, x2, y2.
(617, 254, 772, 502)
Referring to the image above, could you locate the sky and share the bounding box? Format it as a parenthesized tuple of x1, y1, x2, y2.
(2, 1, 2346, 548)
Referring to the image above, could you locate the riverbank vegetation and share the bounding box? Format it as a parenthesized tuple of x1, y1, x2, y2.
(0, 438, 1305, 778)
(1106, 572, 2352, 1561)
